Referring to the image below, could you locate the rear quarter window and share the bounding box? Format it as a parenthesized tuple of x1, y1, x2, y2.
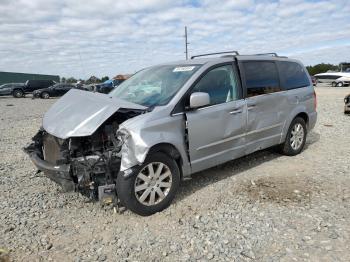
(242, 61, 281, 97)
(278, 61, 310, 90)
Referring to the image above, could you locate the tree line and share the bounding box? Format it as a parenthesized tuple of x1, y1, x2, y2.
(306, 63, 340, 76)
(61, 75, 110, 84)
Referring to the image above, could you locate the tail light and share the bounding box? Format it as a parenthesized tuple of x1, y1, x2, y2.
(313, 90, 317, 111)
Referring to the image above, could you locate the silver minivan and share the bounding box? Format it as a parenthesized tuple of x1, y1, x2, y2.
(25, 52, 317, 216)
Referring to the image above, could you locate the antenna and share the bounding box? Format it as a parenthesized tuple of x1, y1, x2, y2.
(184, 26, 189, 60)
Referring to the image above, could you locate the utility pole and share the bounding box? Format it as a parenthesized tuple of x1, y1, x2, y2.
(184, 26, 189, 60)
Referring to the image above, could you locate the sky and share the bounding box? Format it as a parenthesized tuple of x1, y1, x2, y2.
(0, 0, 349, 79)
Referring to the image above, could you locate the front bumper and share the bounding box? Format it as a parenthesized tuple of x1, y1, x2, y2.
(24, 146, 75, 192)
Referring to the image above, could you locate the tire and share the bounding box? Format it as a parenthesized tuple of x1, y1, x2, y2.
(331, 82, 337, 87)
(13, 89, 24, 98)
(41, 92, 50, 99)
(279, 117, 307, 156)
(116, 152, 180, 216)
(337, 82, 344, 87)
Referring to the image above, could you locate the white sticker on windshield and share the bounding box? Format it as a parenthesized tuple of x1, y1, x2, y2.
(173, 66, 196, 72)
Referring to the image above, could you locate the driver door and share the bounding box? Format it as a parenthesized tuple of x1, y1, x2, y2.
(185, 64, 247, 173)
(54, 85, 68, 96)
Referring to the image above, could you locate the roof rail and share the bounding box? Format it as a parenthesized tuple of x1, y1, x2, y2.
(254, 53, 278, 57)
(221, 55, 236, 58)
(253, 52, 288, 58)
(191, 51, 239, 59)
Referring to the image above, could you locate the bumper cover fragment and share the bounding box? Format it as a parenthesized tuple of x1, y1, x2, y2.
(25, 149, 75, 192)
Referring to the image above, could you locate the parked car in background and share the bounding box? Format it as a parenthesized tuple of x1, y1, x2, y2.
(0, 83, 25, 97)
(25, 51, 317, 216)
(84, 84, 99, 92)
(311, 75, 317, 86)
(345, 94, 350, 114)
(8, 79, 58, 98)
(96, 80, 113, 94)
(96, 78, 129, 94)
(334, 76, 350, 87)
(314, 72, 350, 86)
(33, 83, 86, 98)
(96, 79, 124, 94)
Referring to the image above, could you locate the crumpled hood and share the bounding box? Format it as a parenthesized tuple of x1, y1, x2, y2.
(43, 89, 146, 139)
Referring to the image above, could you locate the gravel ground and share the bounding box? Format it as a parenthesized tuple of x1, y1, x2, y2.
(1, 86, 350, 261)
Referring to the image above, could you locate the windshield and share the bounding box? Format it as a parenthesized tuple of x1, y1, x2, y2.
(110, 65, 200, 107)
(50, 84, 60, 89)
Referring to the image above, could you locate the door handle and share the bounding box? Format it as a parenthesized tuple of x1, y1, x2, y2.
(230, 109, 243, 115)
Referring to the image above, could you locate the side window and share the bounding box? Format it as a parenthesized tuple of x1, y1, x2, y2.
(279, 61, 310, 90)
(243, 61, 281, 97)
(192, 65, 240, 106)
(317, 75, 338, 80)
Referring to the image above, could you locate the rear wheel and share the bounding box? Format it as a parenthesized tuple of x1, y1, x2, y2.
(41, 92, 50, 99)
(331, 82, 337, 87)
(116, 152, 180, 216)
(13, 89, 24, 98)
(279, 117, 307, 156)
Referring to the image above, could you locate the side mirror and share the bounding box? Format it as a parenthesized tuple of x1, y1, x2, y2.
(189, 92, 210, 109)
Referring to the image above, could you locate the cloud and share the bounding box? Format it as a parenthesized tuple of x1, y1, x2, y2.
(0, 0, 349, 78)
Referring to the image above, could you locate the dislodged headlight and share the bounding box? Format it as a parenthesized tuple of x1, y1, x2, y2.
(116, 129, 130, 144)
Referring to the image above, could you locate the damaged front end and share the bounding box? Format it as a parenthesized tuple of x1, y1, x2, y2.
(24, 107, 146, 205)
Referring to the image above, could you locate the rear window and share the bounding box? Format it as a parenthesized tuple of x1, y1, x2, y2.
(242, 61, 281, 97)
(279, 61, 310, 90)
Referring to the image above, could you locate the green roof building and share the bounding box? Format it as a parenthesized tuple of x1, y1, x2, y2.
(0, 71, 60, 85)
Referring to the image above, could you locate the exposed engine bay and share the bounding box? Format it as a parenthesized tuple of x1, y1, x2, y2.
(24, 108, 146, 206)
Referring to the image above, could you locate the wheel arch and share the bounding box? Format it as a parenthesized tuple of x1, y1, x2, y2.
(295, 112, 309, 127)
(281, 109, 309, 143)
(147, 143, 184, 180)
(12, 88, 24, 96)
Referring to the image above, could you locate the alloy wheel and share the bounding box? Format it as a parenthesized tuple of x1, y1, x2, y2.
(134, 162, 172, 206)
(14, 90, 23, 98)
(290, 123, 305, 150)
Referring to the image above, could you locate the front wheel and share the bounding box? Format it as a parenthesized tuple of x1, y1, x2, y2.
(337, 82, 344, 87)
(13, 89, 24, 98)
(116, 152, 180, 216)
(41, 92, 50, 99)
(279, 117, 307, 156)
(331, 82, 337, 87)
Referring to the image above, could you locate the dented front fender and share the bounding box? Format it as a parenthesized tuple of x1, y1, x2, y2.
(117, 112, 191, 178)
